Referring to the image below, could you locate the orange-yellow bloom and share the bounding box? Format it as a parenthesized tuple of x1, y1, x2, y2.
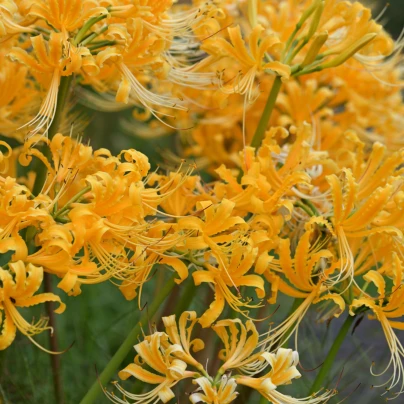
(350, 253, 404, 399)
(193, 245, 265, 327)
(9, 32, 98, 136)
(237, 348, 335, 403)
(190, 376, 238, 404)
(0, 261, 65, 351)
(106, 311, 204, 404)
(203, 25, 290, 102)
(259, 226, 345, 349)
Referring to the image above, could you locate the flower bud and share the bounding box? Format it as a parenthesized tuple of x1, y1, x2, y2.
(321, 33, 377, 69)
(305, 0, 325, 42)
(301, 31, 328, 67)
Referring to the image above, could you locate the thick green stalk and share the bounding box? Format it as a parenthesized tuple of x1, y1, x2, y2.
(79, 276, 177, 404)
(32, 75, 73, 196)
(309, 314, 355, 394)
(250, 76, 282, 148)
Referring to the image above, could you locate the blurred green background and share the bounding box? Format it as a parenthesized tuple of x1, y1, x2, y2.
(0, 1, 403, 403)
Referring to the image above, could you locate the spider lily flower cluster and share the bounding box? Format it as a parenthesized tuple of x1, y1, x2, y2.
(180, 0, 403, 166)
(0, 0, 404, 402)
(0, 0, 221, 138)
(105, 312, 336, 404)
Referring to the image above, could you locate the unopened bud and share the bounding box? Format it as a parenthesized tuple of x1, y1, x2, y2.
(248, 0, 258, 28)
(305, 0, 325, 42)
(320, 33, 377, 69)
(301, 31, 328, 67)
(297, 0, 322, 29)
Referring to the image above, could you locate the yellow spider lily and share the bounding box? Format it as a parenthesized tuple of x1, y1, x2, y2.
(97, 11, 217, 127)
(324, 60, 404, 150)
(0, 261, 65, 351)
(259, 226, 345, 350)
(190, 376, 238, 404)
(193, 245, 265, 327)
(276, 80, 334, 129)
(213, 318, 260, 376)
(110, 332, 195, 403)
(211, 315, 336, 403)
(162, 311, 205, 371)
(19, 134, 153, 206)
(213, 129, 312, 218)
(0, 176, 51, 248)
(318, 0, 390, 59)
(32, 208, 188, 297)
(209, 316, 335, 403)
(0, 140, 12, 174)
(0, 0, 34, 41)
(151, 173, 203, 217)
(203, 25, 290, 102)
(0, 50, 39, 139)
(106, 311, 204, 404)
(274, 0, 390, 73)
(350, 253, 404, 399)
(108, 312, 335, 404)
(9, 32, 98, 137)
(29, 0, 108, 34)
(119, 249, 189, 305)
(19, 134, 93, 198)
(236, 348, 335, 403)
(178, 199, 247, 253)
(326, 162, 403, 287)
(16, 134, 194, 298)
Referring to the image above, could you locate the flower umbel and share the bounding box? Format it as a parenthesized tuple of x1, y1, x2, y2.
(106, 312, 335, 404)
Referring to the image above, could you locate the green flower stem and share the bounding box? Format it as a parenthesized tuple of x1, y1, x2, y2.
(250, 76, 282, 148)
(303, 199, 320, 216)
(283, 29, 299, 60)
(73, 14, 108, 46)
(294, 201, 315, 218)
(294, 199, 320, 217)
(80, 26, 109, 46)
(87, 40, 116, 51)
(309, 314, 355, 395)
(259, 394, 267, 404)
(359, 281, 370, 298)
(79, 275, 177, 404)
(54, 185, 92, 218)
(32, 74, 73, 196)
(48, 75, 73, 140)
(169, 249, 206, 268)
(288, 39, 308, 63)
(186, 253, 206, 268)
